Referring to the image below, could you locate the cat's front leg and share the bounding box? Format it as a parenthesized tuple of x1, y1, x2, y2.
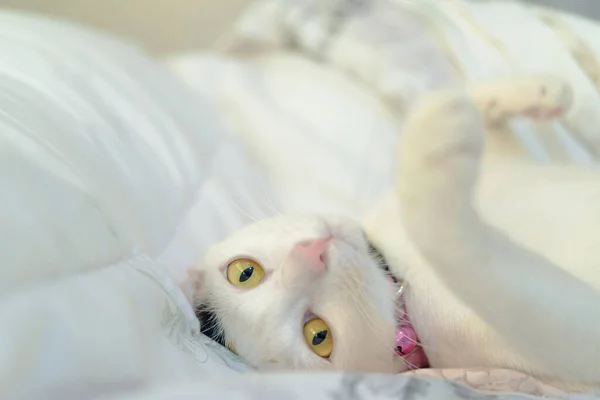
(397, 76, 574, 263)
(396, 87, 483, 261)
(396, 77, 600, 383)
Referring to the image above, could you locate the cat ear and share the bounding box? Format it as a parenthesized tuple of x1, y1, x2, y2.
(181, 267, 207, 304)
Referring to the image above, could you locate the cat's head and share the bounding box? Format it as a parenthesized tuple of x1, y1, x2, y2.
(189, 214, 400, 372)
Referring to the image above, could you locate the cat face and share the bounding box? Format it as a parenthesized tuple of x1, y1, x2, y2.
(192, 214, 399, 372)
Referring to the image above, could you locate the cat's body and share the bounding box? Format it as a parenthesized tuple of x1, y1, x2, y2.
(188, 76, 600, 389)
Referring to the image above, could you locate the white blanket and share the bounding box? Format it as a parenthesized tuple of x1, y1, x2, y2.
(1, 1, 599, 399)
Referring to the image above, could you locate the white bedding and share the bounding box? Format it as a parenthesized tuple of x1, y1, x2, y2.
(0, 10, 248, 399)
(1, 1, 600, 399)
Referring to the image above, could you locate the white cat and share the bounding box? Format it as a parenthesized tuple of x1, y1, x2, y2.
(187, 76, 600, 390)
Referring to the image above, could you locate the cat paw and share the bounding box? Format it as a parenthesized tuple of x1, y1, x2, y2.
(473, 76, 573, 125)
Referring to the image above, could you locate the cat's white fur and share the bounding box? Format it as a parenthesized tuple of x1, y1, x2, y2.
(188, 76, 600, 389)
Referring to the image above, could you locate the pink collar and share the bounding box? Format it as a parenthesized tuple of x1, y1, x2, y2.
(369, 241, 429, 370)
(392, 281, 429, 370)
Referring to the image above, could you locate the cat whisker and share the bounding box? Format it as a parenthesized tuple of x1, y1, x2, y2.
(229, 198, 261, 223)
(262, 190, 282, 217)
(400, 334, 441, 356)
(400, 356, 420, 371)
(343, 276, 397, 361)
(242, 186, 273, 220)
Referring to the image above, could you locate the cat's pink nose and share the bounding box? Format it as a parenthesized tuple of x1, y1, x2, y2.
(293, 237, 331, 271)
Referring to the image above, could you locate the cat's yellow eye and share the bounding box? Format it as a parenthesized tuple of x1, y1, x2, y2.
(226, 258, 264, 288)
(303, 318, 333, 358)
